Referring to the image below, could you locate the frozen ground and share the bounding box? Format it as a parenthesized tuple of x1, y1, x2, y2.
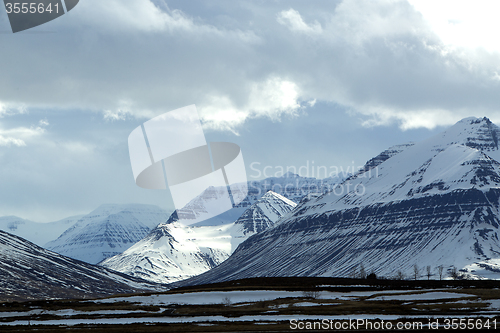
(1, 287, 499, 328)
(370, 292, 474, 301)
(96, 289, 445, 305)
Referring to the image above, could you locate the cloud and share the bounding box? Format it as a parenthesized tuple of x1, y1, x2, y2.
(0, 135, 25, 147)
(0, 101, 45, 147)
(199, 77, 304, 131)
(277, 8, 322, 34)
(358, 107, 458, 130)
(73, 0, 199, 33)
(73, 0, 256, 44)
(408, 0, 500, 53)
(0, 0, 264, 131)
(268, 0, 500, 129)
(38, 119, 49, 127)
(0, 112, 173, 222)
(0, 123, 46, 147)
(103, 109, 129, 122)
(0, 102, 27, 118)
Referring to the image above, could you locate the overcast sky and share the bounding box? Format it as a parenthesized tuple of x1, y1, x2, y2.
(1, 0, 499, 222)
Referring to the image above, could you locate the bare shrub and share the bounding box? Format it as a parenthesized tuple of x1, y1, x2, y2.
(222, 296, 231, 306)
(413, 264, 420, 280)
(437, 265, 444, 280)
(395, 270, 405, 280)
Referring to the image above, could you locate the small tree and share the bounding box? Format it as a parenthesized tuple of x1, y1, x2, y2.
(426, 265, 432, 280)
(413, 264, 420, 280)
(437, 265, 444, 280)
(349, 266, 358, 279)
(396, 270, 405, 280)
(359, 263, 367, 279)
(448, 266, 462, 280)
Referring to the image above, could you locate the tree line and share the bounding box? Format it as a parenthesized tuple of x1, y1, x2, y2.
(348, 263, 468, 280)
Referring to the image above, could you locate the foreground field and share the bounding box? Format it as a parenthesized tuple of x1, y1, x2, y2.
(1, 277, 500, 332)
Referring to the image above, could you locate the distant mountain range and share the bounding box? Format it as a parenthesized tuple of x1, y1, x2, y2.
(44, 204, 170, 264)
(0, 215, 82, 247)
(176, 117, 500, 286)
(100, 191, 297, 283)
(176, 173, 341, 227)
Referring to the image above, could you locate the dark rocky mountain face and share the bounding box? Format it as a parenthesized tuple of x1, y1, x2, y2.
(462, 117, 500, 150)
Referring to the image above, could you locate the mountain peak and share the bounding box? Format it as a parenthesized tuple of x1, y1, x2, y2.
(45, 204, 169, 264)
(261, 190, 285, 199)
(235, 190, 296, 234)
(258, 191, 297, 208)
(424, 116, 500, 154)
(457, 116, 491, 124)
(280, 171, 300, 178)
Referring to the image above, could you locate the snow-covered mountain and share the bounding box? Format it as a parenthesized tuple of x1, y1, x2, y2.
(234, 190, 297, 234)
(175, 117, 500, 285)
(0, 230, 164, 302)
(45, 204, 170, 264)
(100, 191, 296, 283)
(0, 215, 82, 247)
(177, 173, 340, 226)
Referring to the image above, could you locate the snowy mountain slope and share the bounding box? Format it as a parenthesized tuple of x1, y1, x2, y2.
(0, 230, 164, 302)
(325, 117, 500, 208)
(45, 204, 170, 264)
(0, 215, 81, 247)
(175, 117, 500, 286)
(100, 191, 296, 283)
(355, 142, 415, 175)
